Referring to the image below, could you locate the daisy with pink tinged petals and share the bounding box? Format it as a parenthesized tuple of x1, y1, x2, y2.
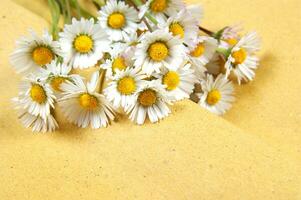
(224, 32, 261, 84)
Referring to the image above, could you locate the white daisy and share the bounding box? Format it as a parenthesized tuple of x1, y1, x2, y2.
(155, 63, 197, 101)
(16, 75, 56, 120)
(104, 67, 146, 109)
(220, 24, 243, 47)
(12, 98, 58, 133)
(125, 80, 171, 125)
(101, 42, 135, 79)
(58, 71, 115, 129)
(198, 74, 235, 115)
(134, 29, 185, 75)
(160, 9, 199, 46)
(98, 0, 139, 42)
(59, 18, 110, 69)
(10, 29, 62, 74)
(224, 32, 261, 84)
(188, 36, 218, 78)
(38, 60, 81, 96)
(139, 0, 184, 23)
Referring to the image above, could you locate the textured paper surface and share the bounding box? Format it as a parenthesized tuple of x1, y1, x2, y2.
(0, 0, 300, 199)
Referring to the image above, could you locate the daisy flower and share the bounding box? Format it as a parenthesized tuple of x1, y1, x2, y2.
(16, 75, 56, 119)
(224, 32, 261, 84)
(39, 60, 81, 96)
(98, 0, 139, 42)
(104, 67, 146, 109)
(188, 36, 218, 78)
(13, 98, 58, 132)
(59, 18, 109, 69)
(134, 29, 185, 75)
(101, 42, 135, 79)
(126, 80, 171, 125)
(139, 0, 184, 23)
(155, 63, 197, 101)
(58, 72, 115, 129)
(198, 74, 235, 115)
(160, 9, 199, 46)
(10, 30, 61, 74)
(220, 24, 243, 47)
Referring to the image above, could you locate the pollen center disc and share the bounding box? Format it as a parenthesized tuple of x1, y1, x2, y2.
(138, 89, 157, 107)
(148, 42, 169, 62)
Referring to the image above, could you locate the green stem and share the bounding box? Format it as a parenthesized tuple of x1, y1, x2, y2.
(216, 48, 231, 58)
(199, 26, 214, 36)
(93, 0, 106, 9)
(69, 0, 97, 20)
(64, 0, 72, 24)
(69, 0, 82, 18)
(130, 0, 158, 25)
(48, 0, 60, 40)
(98, 69, 106, 93)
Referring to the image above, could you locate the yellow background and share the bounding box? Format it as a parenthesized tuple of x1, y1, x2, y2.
(0, 0, 300, 199)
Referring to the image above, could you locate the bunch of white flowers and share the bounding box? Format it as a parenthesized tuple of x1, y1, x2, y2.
(10, 0, 261, 132)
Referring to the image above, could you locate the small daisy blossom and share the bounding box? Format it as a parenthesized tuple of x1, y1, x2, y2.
(220, 24, 243, 48)
(134, 29, 185, 75)
(125, 80, 171, 125)
(10, 29, 61, 74)
(187, 36, 218, 79)
(101, 42, 135, 79)
(155, 63, 197, 101)
(38, 60, 81, 96)
(98, 0, 139, 42)
(139, 0, 184, 23)
(104, 67, 146, 109)
(12, 98, 58, 132)
(59, 18, 110, 69)
(225, 32, 261, 84)
(58, 72, 115, 129)
(15, 75, 56, 120)
(160, 9, 199, 46)
(198, 74, 235, 115)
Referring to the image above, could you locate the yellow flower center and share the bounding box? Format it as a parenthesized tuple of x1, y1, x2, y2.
(225, 38, 238, 46)
(169, 23, 185, 38)
(190, 43, 205, 57)
(112, 57, 127, 72)
(148, 42, 169, 62)
(108, 13, 126, 29)
(232, 48, 247, 65)
(206, 89, 221, 106)
(32, 46, 54, 66)
(162, 71, 180, 91)
(138, 89, 157, 107)
(150, 0, 167, 12)
(117, 76, 136, 95)
(50, 77, 67, 92)
(30, 84, 47, 104)
(79, 93, 98, 110)
(74, 35, 93, 53)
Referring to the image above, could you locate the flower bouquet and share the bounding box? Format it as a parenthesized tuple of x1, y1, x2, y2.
(10, 0, 261, 132)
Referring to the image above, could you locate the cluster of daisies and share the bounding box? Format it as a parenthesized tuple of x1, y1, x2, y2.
(10, 0, 261, 132)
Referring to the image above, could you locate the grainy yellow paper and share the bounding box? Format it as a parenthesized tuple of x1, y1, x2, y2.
(0, 0, 300, 199)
